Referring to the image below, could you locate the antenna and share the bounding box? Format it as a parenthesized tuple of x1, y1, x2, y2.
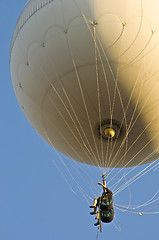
(102, 174, 107, 193)
(98, 175, 107, 193)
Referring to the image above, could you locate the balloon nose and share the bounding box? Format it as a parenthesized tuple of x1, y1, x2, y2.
(103, 128, 116, 139)
(98, 119, 123, 141)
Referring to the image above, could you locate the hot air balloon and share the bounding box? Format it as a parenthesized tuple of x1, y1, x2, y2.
(10, 0, 159, 170)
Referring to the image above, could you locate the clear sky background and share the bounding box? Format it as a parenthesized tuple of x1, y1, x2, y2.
(1, 1, 159, 240)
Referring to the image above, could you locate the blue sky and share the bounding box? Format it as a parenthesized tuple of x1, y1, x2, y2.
(1, 1, 159, 239)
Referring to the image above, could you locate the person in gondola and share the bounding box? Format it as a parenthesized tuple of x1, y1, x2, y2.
(90, 182, 114, 226)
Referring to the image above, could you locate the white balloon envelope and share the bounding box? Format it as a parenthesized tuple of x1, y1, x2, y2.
(10, 0, 159, 168)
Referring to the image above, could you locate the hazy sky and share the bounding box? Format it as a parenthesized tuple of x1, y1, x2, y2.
(1, 1, 159, 239)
